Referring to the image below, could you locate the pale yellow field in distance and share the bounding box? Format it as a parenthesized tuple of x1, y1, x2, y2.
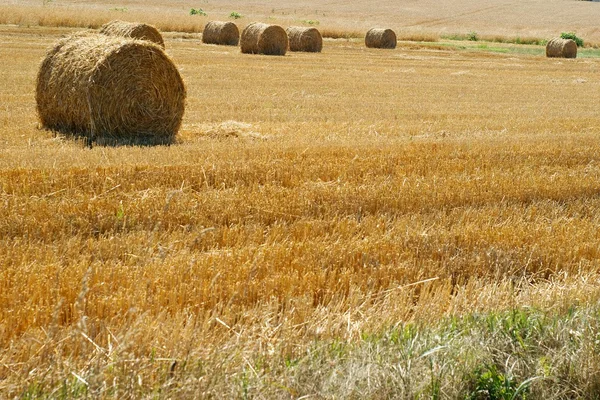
(2, 1, 600, 397)
(5, 0, 600, 42)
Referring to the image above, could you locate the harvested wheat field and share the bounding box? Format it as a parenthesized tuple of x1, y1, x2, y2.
(3, 0, 600, 397)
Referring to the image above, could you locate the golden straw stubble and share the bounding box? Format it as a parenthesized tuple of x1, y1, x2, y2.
(36, 34, 186, 145)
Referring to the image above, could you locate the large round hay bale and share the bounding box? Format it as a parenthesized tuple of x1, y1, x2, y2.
(202, 21, 240, 46)
(286, 26, 323, 52)
(100, 20, 165, 48)
(365, 28, 397, 49)
(36, 34, 186, 146)
(546, 37, 577, 58)
(240, 22, 288, 56)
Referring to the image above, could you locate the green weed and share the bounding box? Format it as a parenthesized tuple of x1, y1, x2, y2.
(468, 31, 479, 41)
(302, 19, 320, 25)
(561, 32, 584, 47)
(466, 365, 528, 400)
(190, 8, 207, 16)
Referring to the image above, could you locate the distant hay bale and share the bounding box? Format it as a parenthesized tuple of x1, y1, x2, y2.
(241, 22, 288, 56)
(202, 21, 240, 46)
(100, 20, 165, 48)
(36, 34, 186, 146)
(546, 37, 577, 58)
(365, 28, 397, 49)
(286, 26, 323, 52)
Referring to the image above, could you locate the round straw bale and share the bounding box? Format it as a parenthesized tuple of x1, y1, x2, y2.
(100, 20, 165, 48)
(365, 28, 397, 49)
(202, 21, 240, 46)
(36, 34, 186, 146)
(241, 22, 288, 56)
(286, 26, 323, 52)
(546, 37, 577, 58)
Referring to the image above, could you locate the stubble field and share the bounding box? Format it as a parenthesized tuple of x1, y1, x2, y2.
(3, 2, 600, 397)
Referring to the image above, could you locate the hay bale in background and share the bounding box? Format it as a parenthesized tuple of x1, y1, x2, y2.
(286, 26, 323, 52)
(365, 28, 397, 49)
(241, 22, 288, 56)
(202, 21, 240, 46)
(100, 20, 165, 48)
(36, 34, 186, 146)
(546, 38, 577, 58)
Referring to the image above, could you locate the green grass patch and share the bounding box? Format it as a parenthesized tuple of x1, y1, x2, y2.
(442, 33, 547, 46)
(13, 305, 600, 398)
(430, 39, 600, 57)
(283, 306, 600, 398)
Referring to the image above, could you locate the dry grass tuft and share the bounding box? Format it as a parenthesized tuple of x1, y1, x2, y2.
(99, 20, 164, 48)
(365, 28, 397, 49)
(286, 26, 323, 52)
(546, 37, 577, 58)
(397, 32, 440, 43)
(202, 21, 240, 46)
(241, 22, 288, 55)
(320, 28, 363, 39)
(36, 33, 186, 146)
(181, 121, 269, 141)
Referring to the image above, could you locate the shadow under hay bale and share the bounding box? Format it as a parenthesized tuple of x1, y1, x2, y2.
(100, 20, 165, 48)
(202, 21, 240, 46)
(365, 28, 397, 49)
(546, 38, 577, 58)
(36, 34, 186, 147)
(241, 22, 288, 56)
(286, 26, 323, 52)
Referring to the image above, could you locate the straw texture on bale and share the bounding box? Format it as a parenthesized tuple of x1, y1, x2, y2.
(36, 34, 186, 146)
(100, 20, 165, 48)
(202, 21, 240, 46)
(546, 37, 577, 58)
(241, 22, 288, 56)
(365, 28, 397, 49)
(286, 26, 323, 52)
